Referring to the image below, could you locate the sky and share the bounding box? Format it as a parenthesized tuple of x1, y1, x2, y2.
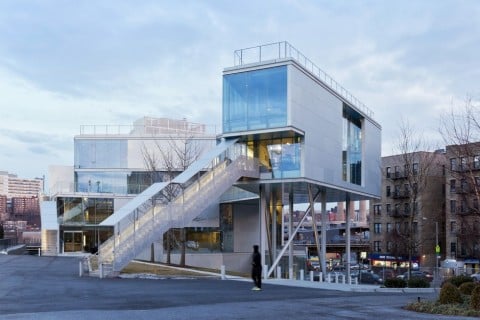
(0, 0, 479, 179)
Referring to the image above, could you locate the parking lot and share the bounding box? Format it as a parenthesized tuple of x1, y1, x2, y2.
(0, 255, 469, 319)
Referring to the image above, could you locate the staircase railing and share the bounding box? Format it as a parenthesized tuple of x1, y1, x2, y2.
(91, 141, 258, 276)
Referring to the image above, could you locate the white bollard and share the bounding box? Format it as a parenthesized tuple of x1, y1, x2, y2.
(310, 270, 314, 282)
(220, 265, 226, 280)
(276, 266, 281, 279)
(327, 273, 331, 283)
(300, 269, 304, 281)
(79, 261, 83, 277)
(99, 263, 104, 279)
(263, 265, 268, 279)
(38, 248, 41, 256)
(319, 272, 323, 283)
(335, 274, 339, 283)
(289, 267, 294, 280)
(342, 274, 346, 284)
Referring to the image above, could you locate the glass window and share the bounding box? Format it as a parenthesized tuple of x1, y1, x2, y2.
(373, 204, 381, 215)
(474, 155, 480, 169)
(412, 163, 419, 175)
(460, 157, 467, 170)
(374, 223, 382, 234)
(386, 167, 391, 178)
(450, 179, 456, 193)
(223, 66, 287, 133)
(75, 139, 128, 169)
(386, 223, 392, 233)
(450, 158, 457, 171)
(386, 186, 391, 197)
(342, 104, 363, 185)
(450, 200, 456, 213)
(374, 241, 381, 252)
(386, 203, 391, 214)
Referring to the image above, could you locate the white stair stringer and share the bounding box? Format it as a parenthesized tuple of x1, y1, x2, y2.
(94, 152, 258, 277)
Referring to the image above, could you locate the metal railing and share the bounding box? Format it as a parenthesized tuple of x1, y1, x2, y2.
(93, 143, 259, 276)
(233, 41, 374, 119)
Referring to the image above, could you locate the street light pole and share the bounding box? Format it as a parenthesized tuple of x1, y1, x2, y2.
(435, 221, 439, 280)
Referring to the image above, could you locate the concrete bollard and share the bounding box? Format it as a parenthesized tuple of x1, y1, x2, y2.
(276, 266, 281, 279)
(38, 248, 41, 256)
(310, 270, 314, 282)
(300, 269, 304, 281)
(79, 261, 83, 277)
(327, 273, 331, 283)
(220, 265, 226, 280)
(335, 273, 339, 283)
(319, 272, 323, 283)
(99, 263, 104, 279)
(289, 267, 294, 280)
(263, 265, 268, 279)
(342, 274, 346, 284)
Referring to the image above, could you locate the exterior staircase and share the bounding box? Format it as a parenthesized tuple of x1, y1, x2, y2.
(85, 140, 258, 277)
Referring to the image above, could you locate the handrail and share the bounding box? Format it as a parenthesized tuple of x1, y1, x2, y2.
(233, 41, 374, 119)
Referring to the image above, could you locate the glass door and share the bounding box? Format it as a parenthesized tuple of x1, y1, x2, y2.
(63, 231, 84, 252)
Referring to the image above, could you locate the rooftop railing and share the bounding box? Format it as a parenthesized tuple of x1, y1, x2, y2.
(234, 41, 374, 119)
(79, 123, 220, 136)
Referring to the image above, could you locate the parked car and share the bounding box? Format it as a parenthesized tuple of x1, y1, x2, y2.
(378, 269, 396, 280)
(397, 271, 433, 282)
(352, 270, 383, 284)
(471, 273, 480, 282)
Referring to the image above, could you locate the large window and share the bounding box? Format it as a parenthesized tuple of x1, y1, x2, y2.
(75, 139, 127, 169)
(342, 104, 363, 185)
(247, 136, 303, 179)
(223, 66, 287, 133)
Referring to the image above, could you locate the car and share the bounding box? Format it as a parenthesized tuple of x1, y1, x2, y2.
(397, 271, 433, 282)
(378, 269, 396, 280)
(471, 273, 480, 282)
(352, 270, 383, 284)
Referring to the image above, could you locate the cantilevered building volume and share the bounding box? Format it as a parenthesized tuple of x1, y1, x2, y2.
(42, 42, 381, 278)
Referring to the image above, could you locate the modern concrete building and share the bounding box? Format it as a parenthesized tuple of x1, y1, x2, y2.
(42, 42, 382, 278)
(41, 117, 218, 255)
(369, 151, 446, 273)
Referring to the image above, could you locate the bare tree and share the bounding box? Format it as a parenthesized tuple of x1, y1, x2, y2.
(142, 133, 203, 266)
(389, 119, 441, 276)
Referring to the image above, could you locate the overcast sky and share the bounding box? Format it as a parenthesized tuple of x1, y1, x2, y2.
(0, 0, 479, 179)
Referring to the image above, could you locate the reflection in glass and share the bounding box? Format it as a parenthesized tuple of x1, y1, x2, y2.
(223, 66, 287, 133)
(342, 104, 363, 185)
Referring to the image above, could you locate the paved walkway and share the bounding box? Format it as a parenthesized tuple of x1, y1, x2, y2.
(0, 255, 473, 320)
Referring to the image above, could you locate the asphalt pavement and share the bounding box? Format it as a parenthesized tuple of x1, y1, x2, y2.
(0, 255, 475, 319)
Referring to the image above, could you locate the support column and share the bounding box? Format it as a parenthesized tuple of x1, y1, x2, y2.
(288, 187, 294, 279)
(272, 190, 277, 276)
(345, 195, 351, 281)
(260, 185, 267, 276)
(320, 191, 327, 278)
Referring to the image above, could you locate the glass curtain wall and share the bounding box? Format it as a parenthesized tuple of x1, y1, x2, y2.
(247, 137, 302, 179)
(223, 66, 287, 133)
(342, 104, 363, 185)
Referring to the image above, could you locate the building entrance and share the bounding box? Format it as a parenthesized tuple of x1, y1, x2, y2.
(63, 231, 83, 252)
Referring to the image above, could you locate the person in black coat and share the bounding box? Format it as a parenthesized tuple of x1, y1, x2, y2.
(251, 245, 262, 290)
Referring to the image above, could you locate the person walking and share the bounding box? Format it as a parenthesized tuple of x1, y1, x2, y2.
(251, 245, 262, 291)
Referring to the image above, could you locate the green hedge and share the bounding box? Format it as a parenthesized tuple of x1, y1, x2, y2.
(384, 278, 406, 288)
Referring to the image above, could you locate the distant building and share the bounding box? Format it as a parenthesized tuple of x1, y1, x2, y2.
(445, 142, 480, 271)
(0, 171, 43, 198)
(370, 151, 446, 271)
(0, 171, 43, 229)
